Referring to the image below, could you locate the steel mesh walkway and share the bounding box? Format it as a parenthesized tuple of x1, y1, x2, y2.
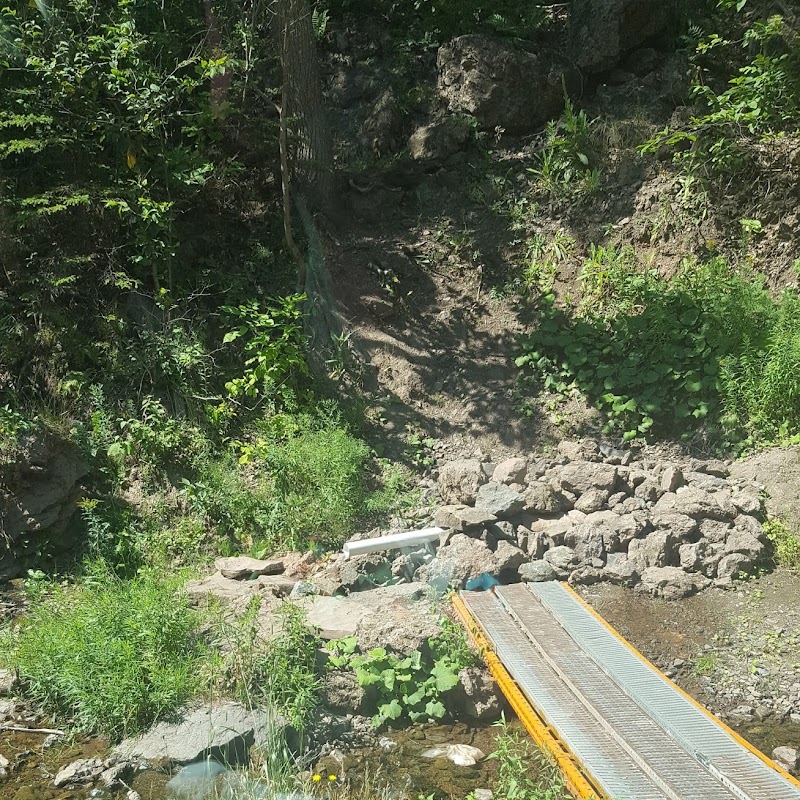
(459, 583, 800, 800)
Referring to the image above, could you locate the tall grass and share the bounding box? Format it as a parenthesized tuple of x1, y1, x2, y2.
(3, 562, 205, 741)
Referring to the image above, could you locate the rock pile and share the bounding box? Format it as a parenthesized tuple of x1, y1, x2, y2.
(419, 442, 767, 600)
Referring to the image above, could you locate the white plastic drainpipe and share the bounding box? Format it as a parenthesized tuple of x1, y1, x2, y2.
(342, 527, 445, 559)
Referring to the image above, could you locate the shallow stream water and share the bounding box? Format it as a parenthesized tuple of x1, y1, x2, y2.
(0, 721, 508, 800)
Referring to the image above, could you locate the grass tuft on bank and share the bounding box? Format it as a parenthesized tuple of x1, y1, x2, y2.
(2, 563, 206, 741)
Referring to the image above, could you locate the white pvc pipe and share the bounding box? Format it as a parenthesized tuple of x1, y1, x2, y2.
(342, 527, 445, 559)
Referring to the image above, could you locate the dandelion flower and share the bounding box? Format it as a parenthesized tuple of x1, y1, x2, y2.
(328, 775, 337, 781)
(312, 774, 322, 782)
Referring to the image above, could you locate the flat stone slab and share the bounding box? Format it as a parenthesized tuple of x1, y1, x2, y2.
(215, 557, 284, 580)
(435, 504, 497, 531)
(297, 583, 438, 653)
(114, 702, 280, 765)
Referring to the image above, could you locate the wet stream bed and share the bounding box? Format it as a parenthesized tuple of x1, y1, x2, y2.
(0, 721, 513, 800)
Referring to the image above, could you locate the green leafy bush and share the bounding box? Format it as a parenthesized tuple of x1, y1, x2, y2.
(325, 0, 547, 45)
(182, 413, 384, 553)
(763, 518, 800, 569)
(327, 619, 475, 727)
(222, 296, 310, 403)
(4, 564, 205, 740)
(489, 716, 570, 800)
(516, 251, 800, 445)
(530, 99, 600, 200)
(642, 10, 800, 181)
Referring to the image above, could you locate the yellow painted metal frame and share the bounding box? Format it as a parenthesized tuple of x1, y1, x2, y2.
(451, 593, 606, 800)
(563, 583, 800, 792)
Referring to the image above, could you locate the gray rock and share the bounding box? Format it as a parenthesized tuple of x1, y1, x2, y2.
(302, 584, 436, 653)
(492, 457, 528, 485)
(679, 542, 703, 572)
(654, 487, 737, 521)
(574, 488, 609, 514)
(0, 430, 88, 580)
(524, 529, 547, 560)
(449, 667, 503, 722)
(435, 504, 498, 531)
(652, 512, 698, 540)
(437, 35, 568, 133)
(629, 531, 677, 569)
(215, 557, 284, 580)
(660, 465, 684, 493)
(321, 671, 368, 715)
(540, 518, 572, 546)
(639, 567, 710, 600)
(733, 514, 765, 539)
(693, 459, 730, 478)
(493, 540, 527, 573)
(698, 518, 731, 544)
(438, 459, 487, 505)
(634, 479, 662, 504)
(475, 482, 525, 519)
(569, 0, 671, 73)
(408, 115, 474, 161)
(559, 462, 618, 495)
(724, 531, 764, 559)
(519, 560, 557, 582)
(427, 535, 497, 589)
(53, 758, 106, 787)
(730, 447, 800, 526)
(607, 491, 628, 509)
(730, 489, 762, 516)
(523, 482, 564, 514)
(685, 471, 729, 491)
(601, 513, 648, 551)
(716, 552, 754, 580)
(773, 746, 798, 773)
(569, 566, 605, 585)
(545, 545, 577, 573)
(565, 524, 606, 566)
(115, 702, 280, 765)
(604, 553, 640, 586)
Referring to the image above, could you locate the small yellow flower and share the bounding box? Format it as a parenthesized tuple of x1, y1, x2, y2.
(328, 775, 337, 782)
(312, 775, 322, 782)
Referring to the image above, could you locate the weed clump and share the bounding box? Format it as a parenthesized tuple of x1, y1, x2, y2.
(517, 249, 800, 447)
(3, 563, 205, 741)
(763, 518, 800, 569)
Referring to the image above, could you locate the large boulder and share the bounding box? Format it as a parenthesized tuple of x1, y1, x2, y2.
(569, 0, 673, 74)
(0, 430, 87, 580)
(437, 35, 568, 133)
(447, 667, 504, 722)
(559, 462, 618, 495)
(435, 504, 497, 531)
(300, 584, 439, 654)
(114, 702, 281, 765)
(519, 560, 557, 582)
(524, 482, 565, 514)
(474, 482, 525, 519)
(426, 534, 497, 589)
(438, 459, 487, 505)
(639, 566, 710, 600)
(408, 115, 473, 161)
(492, 457, 528, 485)
(730, 447, 800, 525)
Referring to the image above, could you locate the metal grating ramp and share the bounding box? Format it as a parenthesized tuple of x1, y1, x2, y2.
(527, 581, 800, 800)
(460, 584, 800, 800)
